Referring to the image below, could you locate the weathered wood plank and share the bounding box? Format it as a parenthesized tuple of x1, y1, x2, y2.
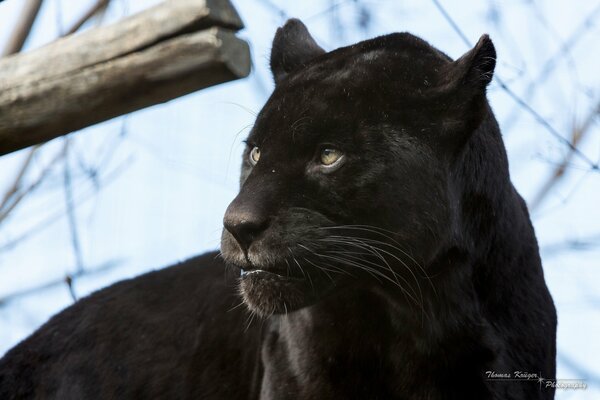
(0, 0, 251, 155)
(0, 0, 243, 87)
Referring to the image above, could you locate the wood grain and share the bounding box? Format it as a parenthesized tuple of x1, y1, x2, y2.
(0, 0, 250, 155)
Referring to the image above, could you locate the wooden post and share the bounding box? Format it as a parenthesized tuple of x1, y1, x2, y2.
(0, 0, 251, 156)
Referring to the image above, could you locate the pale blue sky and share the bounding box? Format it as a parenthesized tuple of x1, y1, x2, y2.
(0, 1, 598, 397)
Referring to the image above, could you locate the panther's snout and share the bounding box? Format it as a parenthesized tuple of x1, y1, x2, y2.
(223, 193, 270, 253)
(223, 209, 267, 253)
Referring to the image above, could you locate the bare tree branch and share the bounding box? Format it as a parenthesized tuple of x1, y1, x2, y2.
(0, 147, 64, 225)
(0, 145, 39, 211)
(530, 100, 600, 210)
(65, 0, 110, 35)
(1, 0, 44, 57)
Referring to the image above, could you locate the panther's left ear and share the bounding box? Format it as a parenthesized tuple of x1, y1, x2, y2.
(446, 34, 496, 91)
(435, 36, 496, 150)
(270, 19, 326, 84)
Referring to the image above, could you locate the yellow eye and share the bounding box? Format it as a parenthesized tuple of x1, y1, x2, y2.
(320, 148, 343, 166)
(249, 146, 260, 165)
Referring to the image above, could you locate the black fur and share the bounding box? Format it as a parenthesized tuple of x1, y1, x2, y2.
(1, 19, 556, 399)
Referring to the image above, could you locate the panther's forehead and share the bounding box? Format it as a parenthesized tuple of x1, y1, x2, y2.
(251, 33, 453, 147)
(248, 101, 335, 158)
(284, 32, 452, 90)
(249, 86, 358, 153)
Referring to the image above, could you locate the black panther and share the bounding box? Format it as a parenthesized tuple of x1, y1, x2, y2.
(0, 19, 556, 399)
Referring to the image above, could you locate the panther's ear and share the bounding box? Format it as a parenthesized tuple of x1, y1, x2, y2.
(270, 19, 326, 84)
(445, 34, 496, 91)
(435, 36, 496, 150)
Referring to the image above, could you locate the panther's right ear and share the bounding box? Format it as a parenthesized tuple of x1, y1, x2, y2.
(270, 19, 326, 84)
(433, 35, 497, 151)
(443, 34, 496, 93)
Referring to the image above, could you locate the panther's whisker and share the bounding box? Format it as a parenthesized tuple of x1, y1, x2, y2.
(351, 238, 426, 305)
(348, 232, 434, 282)
(316, 252, 420, 306)
(318, 237, 421, 303)
(297, 243, 315, 254)
(314, 238, 411, 291)
(298, 243, 355, 279)
(284, 258, 292, 278)
(314, 252, 382, 283)
(321, 235, 427, 304)
(321, 243, 432, 322)
(325, 250, 395, 273)
(305, 252, 355, 278)
(302, 257, 336, 284)
(316, 259, 357, 279)
(321, 225, 429, 273)
(319, 224, 427, 273)
(291, 255, 314, 292)
(327, 249, 373, 257)
(244, 308, 257, 333)
(287, 248, 305, 278)
(324, 224, 436, 295)
(227, 300, 247, 313)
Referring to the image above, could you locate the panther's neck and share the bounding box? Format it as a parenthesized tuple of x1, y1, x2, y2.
(451, 108, 543, 307)
(454, 108, 534, 262)
(262, 282, 494, 398)
(420, 109, 540, 330)
(261, 287, 405, 398)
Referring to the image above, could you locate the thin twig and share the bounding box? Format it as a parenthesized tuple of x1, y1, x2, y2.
(62, 139, 85, 273)
(0, 260, 123, 306)
(65, 275, 78, 302)
(530, 100, 600, 210)
(496, 79, 597, 169)
(65, 0, 110, 35)
(0, 145, 39, 211)
(1, 0, 44, 57)
(0, 147, 64, 225)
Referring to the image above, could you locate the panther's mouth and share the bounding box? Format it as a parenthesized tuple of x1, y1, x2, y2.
(235, 261, 324, 317)
(239, 266, 304, 281)
(240, 268, 263, 277)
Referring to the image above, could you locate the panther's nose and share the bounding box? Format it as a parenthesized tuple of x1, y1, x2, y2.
(223, 206, 269, 253)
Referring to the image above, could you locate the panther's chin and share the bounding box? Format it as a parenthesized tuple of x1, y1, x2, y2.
(239, 269, 317, 317)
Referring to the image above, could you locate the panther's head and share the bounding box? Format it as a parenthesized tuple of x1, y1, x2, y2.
(221, 19, 496, 317)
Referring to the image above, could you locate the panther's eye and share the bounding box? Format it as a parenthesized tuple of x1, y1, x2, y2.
(249, 146, 260, 165)
(320, 148, 344, 167)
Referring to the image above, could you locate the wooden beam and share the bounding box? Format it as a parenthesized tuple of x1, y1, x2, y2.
(0, 0, 251, 156)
